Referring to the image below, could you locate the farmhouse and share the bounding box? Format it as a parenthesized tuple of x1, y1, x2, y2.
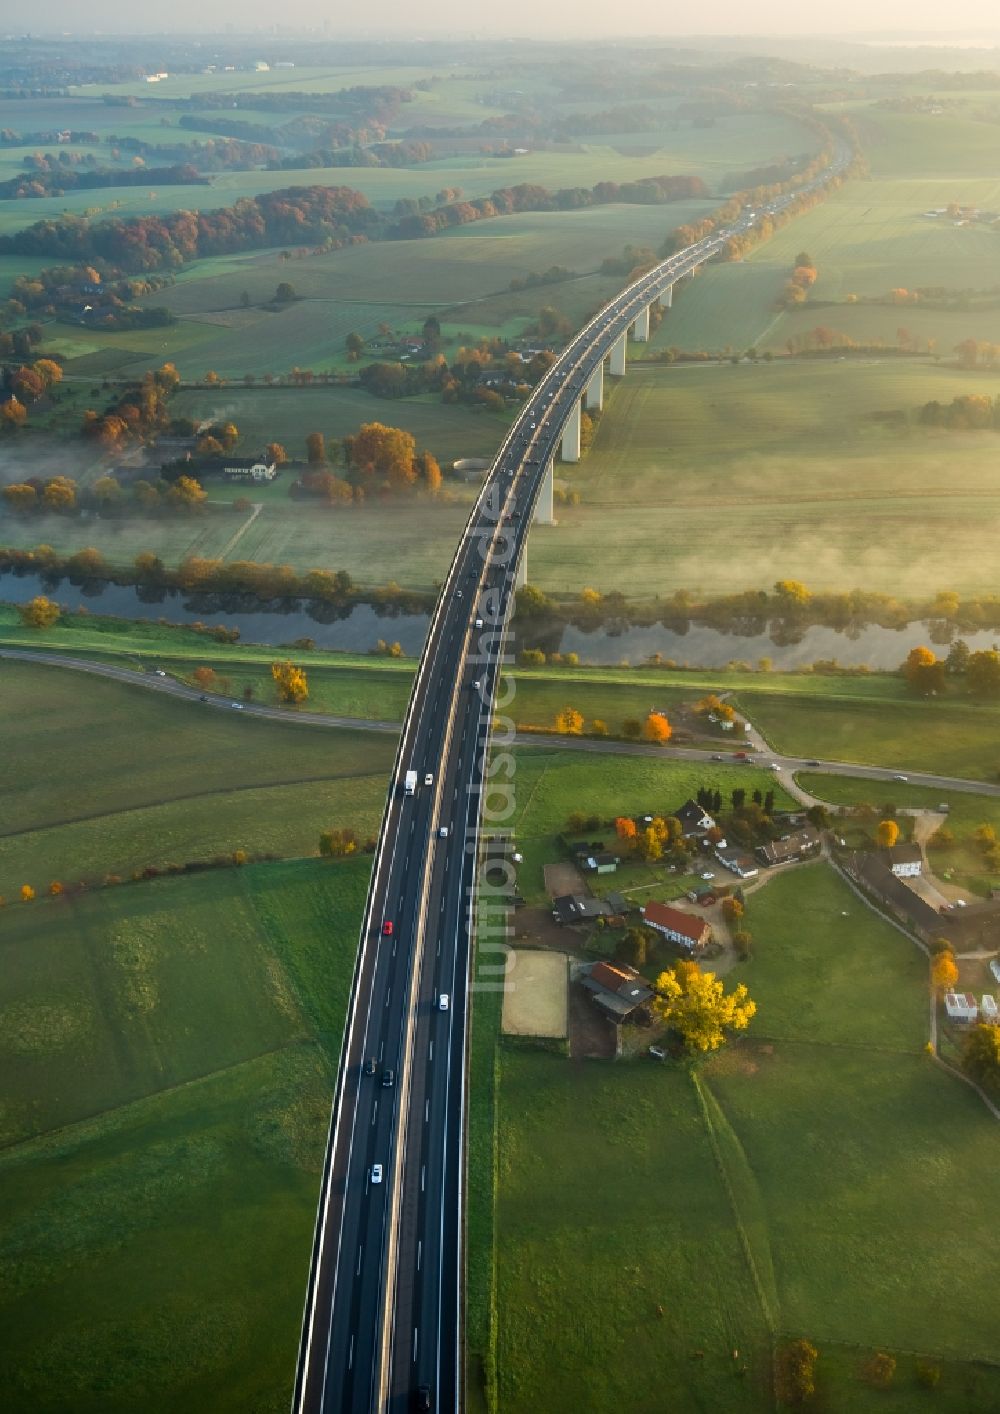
(583, 852, 619, 875)
(756, 825, 821, 867)
(715, 846, 759, 879)
(944, 992, 978, 1024)
(884, 842, 923, 878)
(552, 894, 612, 926)
(675, 799, 716, 838)
(579, 961, 653, 1022)
(186, 456, 279, 484)
(642, 900, 712, 953)
(843, 853, 943, 938)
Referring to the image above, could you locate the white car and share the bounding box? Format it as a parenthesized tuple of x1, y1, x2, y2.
(424, 772, 433, 787)
(438, 994, 450, 1012)
(439, 825, 450, 839)
(370, 1164, 383, 1185)
(154, 669, 167, 677)
(893, 774, 908, 782)
(700, 871, 714, 881)
(990, 959, 1000, 985)
(231, 702, 244, 710)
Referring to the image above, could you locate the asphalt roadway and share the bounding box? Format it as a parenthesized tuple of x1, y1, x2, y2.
(2, 139, 886, 1414)
(4, 646, 999, 805)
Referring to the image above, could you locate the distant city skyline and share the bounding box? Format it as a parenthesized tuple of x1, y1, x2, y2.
(12, 1, 1000, 40)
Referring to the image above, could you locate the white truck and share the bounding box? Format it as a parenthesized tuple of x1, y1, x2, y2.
(404, 769, 418, 797)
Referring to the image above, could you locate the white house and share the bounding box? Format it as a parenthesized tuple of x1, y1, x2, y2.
(981, 994, 998, 1024)
(223, 459, 278, 483)
(885, 843, 923, 878)
(714, 846, 758, 880)
(944, 991, 979, 1023)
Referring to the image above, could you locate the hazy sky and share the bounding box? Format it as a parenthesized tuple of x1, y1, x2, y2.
(17, 0, 1000, 38)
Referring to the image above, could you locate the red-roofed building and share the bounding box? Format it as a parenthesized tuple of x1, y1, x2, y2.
(641, 900, 712, 953)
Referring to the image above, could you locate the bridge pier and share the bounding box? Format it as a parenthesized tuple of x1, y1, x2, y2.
(560, 397, 581, 463)
(585, 361, 604, 411)
(515, 552, 528, 590)
(609, 331, 626, 377)
(533, 456, 555, 525)
(661, 282, 673, 309)
(631, 305, 650, 342)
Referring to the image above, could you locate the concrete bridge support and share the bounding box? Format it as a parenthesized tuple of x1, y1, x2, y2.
(515, 552, 528, 590)
(533, 457, 555, 525)
(661, 282, 673, 309)
(631, 305, 650, 342)
(561, 398, 581, 463)
(609, 331, 627, 377)
(585, 361, 604, 412)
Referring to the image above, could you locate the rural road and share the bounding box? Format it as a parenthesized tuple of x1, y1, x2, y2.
(5, 645, 1000, 801)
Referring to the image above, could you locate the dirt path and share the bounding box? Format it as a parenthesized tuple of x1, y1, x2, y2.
(217, 501, 262, 559)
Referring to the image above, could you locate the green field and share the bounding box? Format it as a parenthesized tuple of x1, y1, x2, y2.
(476, 863, 1000, 1412)
(539, 358, 1000, 597)
(0, 659, 393, 897)
(0, 854, 369, 1413)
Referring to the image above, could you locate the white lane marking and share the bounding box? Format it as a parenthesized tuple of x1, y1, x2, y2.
(372, 1100, 379, 1125)
(421, 1165, 426, 1193)
(348, 1335, 354, 1370)
(417, 1240, 422, 1272)
(413, 1328, 419, 1362)
(429, 1041, 433, 1062)
(425, 1099, 430, 1123)
(357, 1246, 363, 1275)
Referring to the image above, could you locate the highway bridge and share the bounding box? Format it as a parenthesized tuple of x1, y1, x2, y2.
(292, 148, 852, 1414)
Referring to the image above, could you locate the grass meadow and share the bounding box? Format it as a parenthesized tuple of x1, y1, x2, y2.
(0, 659, 393, 897)
(473, 862, 1000, 1413)
(0, 854, 370, 1413)
(545, 358, 1000, 597)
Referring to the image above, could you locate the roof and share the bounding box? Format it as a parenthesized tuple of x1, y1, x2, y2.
(552, 894, 611, 924)
(580, 961, 653, 1016)
(715, 847, 758, 871)
(847, 854, 943, 933)
(675, 799, 715, 834)
(642, 900, 709, 944)
(757, 825, 821, 866)
(605, 892, 629, 915)
(886, 843, 923, 867)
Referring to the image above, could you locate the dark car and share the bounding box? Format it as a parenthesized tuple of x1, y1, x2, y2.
(199, 694, 208, 702)
(364, 1058, 377, 1076)
(413, 1387, 432, 1413)
(382, 1069, 395, 1088)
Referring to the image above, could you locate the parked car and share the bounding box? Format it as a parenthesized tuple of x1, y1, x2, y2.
(700, 871, 714, 881)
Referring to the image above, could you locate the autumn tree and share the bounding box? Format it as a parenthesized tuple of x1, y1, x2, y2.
(415, 450, 442, 493)
(193, 665, 217, 688)
(345, 331, 365, 361)
(20, 884, 35, 903)
(591, 718, 608, 736)
(777, 1339, 819, 1405)
(3, 483, 37, 512)
(862, 1352, 896, 1389)
(265, 441, 288, 465)
(319, 827, 359, 857)
(275, 281, 296, 302)
(554, 705, 584, 735)
(963, 1022, 1000, 1091)
(165, 475, 207, 511)
(1, 396, 28, 429)
(18, 595, 60, 629)
(901, 645, 946, 695)
(931, 950, 958, 994)
(346, 421, 418, 487)
(635, 826, 663, 862)
(967, 649, 1000, 697)
(306, 431, 326, 465)
(722, 897, 744, 925)
(643, 711, 672, 744)
(876, 819, 900, 848)
(43, 475, 77, 512)
(272, 659, 309, 704)
(653, 959, 756, 1053)
(615, 817, 637, 845)
(49, 880, 63, 897)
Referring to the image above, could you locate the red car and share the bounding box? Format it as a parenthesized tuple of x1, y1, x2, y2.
(382, 920, 394, 937)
